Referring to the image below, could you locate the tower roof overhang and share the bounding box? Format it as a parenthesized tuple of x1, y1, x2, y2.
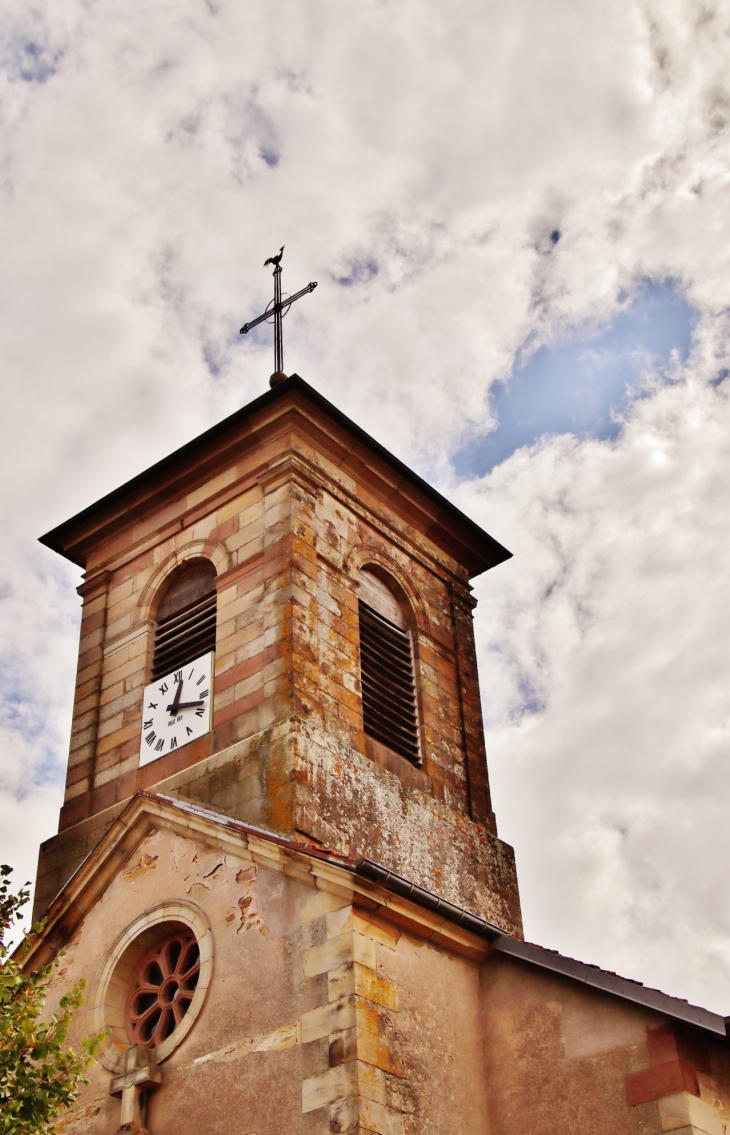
(38, 374, 511, 578)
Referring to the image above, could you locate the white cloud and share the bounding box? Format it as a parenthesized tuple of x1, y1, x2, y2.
(0, 0, 730, 1008)
(460, 324, 730, 1010)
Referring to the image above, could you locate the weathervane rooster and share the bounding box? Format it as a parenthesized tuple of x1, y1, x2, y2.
(263, 246, 285, 269)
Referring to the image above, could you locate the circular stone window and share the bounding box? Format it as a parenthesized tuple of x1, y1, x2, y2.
(125, 930, 200, 1047)
(91, 901, 212, 1073)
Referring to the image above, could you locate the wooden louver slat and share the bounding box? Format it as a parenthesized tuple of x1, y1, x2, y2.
(152, 592, 217, 681)
(358, 600, 420, 764)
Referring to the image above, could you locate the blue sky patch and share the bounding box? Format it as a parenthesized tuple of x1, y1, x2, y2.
(453, 279, 698, 477)
(334, 258, 379, 287)
(2, 37, 62, 84)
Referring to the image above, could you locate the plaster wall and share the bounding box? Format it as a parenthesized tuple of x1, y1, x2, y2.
(49, 825, 314, 1135)
(34, 803, 730, 1135)
(479, 953, 730, 1135)
(378, 931, 491, 1135)
(45, 819, 496, 1135)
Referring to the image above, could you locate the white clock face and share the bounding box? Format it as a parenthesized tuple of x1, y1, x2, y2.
(139, 651, 214, 768)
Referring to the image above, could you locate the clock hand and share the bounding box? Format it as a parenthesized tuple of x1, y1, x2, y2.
(168, 679, 184, 715)
(176, 700, 205, 710)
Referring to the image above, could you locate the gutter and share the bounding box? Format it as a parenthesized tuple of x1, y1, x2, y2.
(355, 858, 505, 940)
(150, 796, 730, 1039)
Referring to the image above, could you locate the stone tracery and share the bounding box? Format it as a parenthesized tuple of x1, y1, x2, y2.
(125, 930, 200, 1048)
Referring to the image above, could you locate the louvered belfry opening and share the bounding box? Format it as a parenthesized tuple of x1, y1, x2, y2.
(358, 569, 420, 765)
(152, 561, 217, 682)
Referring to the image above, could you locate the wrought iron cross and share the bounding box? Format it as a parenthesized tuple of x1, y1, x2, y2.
(239, 246, 317, 386)
(110, 1045, 161, 1134)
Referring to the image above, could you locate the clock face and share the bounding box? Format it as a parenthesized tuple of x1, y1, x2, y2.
(139, 651, 214, 768)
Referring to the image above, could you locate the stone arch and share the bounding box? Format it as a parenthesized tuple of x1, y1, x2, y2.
(134, 540, 230, 627)
(90, 899, 213, 1073)
(346, 543, 429, 637)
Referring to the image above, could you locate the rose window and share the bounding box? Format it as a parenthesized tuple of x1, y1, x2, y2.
(125, 930, 200, 1047)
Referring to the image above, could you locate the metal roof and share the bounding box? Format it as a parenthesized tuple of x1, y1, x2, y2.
(492, 936, 727, 1037)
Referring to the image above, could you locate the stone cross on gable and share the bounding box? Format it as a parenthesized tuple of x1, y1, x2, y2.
(110, 1045, 162, 1134)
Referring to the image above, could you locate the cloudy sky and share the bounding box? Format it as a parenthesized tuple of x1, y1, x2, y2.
(2, 0, 730, 1011)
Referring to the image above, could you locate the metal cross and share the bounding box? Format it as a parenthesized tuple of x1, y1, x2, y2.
(239, 245, 317, 386)
(110, 1045, 161, 1134)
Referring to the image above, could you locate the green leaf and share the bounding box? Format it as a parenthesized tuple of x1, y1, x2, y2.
(0, 866, 99, 1134)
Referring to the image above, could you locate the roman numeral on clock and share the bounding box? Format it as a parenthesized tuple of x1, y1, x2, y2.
(170, 736, 178, 750)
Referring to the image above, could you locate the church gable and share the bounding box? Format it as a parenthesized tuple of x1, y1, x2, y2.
(27, 791, 730, 1135)
(45, 822, 313, 1135)
(27, 793, 506, 1135)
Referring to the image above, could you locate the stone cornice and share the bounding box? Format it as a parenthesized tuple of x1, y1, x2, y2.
(82, 441, 475, 594)
(39, 376, 511, 578)
(77, 570, 112, 601)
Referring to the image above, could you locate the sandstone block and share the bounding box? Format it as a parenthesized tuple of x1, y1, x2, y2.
(302, 1062, 358, 1113)
(659, 1093, 724, 1135)
(303, 933, 377, 978)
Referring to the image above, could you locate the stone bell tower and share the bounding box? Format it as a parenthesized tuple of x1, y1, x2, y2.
(35, 374, 521, 937)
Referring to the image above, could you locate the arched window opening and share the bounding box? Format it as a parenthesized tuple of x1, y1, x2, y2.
(358, 569, 420, 765)
(152, 561, 217, 681)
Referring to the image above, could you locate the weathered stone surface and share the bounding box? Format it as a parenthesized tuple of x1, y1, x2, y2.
(37, 716, 522, 932)
(36, 377, 528, 1131)
(31, 381, 730, 1135)
(47, 381, 506, 842)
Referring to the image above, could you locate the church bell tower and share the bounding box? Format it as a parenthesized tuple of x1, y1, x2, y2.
(36, 374, 521, 934)
(22, 372, 530, 1135)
